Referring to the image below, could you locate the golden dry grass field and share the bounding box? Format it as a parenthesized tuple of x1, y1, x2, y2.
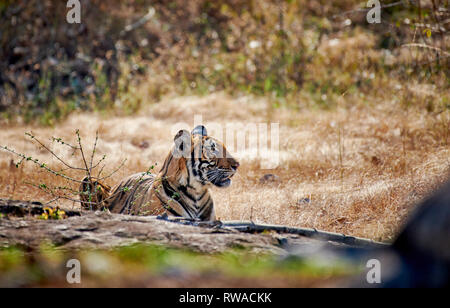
(1, 91, 449, 242)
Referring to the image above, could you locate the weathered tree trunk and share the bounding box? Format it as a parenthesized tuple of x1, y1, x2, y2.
(0, 199, 384, 253)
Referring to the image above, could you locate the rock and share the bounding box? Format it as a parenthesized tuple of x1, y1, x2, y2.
(0, 210, 283, 254)
(347, 179, 450, 288)
(131, 139, 150, 149)
(297, 198, 311, 205)
(139, 141, 150, 149)
(259, 174, 281, 184)
(0, 199, 379, 254)
(385, 179, 450, 287)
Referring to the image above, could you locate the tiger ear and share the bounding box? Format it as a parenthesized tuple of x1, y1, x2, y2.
(173, 130, 191, 157)
(192, 125, 208, 137)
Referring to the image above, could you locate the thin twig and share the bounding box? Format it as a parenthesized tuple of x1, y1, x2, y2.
(89, 131, 99, 173)
(91, 155, 107, 172)
(2, 129, 129, 211)
(98, 159, 127, 181)
(402, 43, 450, 57)
(120, 7, 155, 36)
(0, 145, 84, 184)
(97, 163, 107, 179)
(26, 132, 86, 171)
(76, 129, 91, 179)
(27, 182, 97, 206)
(51, 136, 80, 150)
(42, 197, 61, 206)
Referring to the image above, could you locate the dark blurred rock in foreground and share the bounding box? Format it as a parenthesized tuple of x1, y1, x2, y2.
(349, 180, 450, 288)
(383, 180, 450, 288)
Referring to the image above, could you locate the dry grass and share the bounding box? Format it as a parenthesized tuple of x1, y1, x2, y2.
(1, 91, 449, 242)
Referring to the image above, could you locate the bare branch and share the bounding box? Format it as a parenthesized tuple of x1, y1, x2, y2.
(26, 181, 97, 206)
(0, 145, 84, 184)
(89, 131, 99, 173)
(3, 129, 129, 211)
(98, 159, 127, 181)
(26, 132, 86, 171)
(120, 7, 155, 36)
(51, 136, 80, 151)
(402, 43, 450, 57)
(76, 129, 91, 179)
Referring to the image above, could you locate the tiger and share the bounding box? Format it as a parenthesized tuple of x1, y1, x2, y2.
(79, 177, 111, 211)
(79, 125, 239, 221)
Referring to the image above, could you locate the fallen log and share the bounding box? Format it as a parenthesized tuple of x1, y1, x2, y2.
(0, 199, 386, 249)
(155, 216, 387, 248)
(220, 221, 388, 248)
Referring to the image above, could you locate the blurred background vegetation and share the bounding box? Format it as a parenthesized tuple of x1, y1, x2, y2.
(0, 0, 448, 125)
(0, 243, 358, 287)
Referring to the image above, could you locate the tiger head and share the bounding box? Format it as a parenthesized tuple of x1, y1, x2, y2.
(172, 125, 240, 188)
(79, 177, 111, 211)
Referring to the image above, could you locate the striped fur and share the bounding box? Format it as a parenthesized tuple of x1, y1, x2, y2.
(79, 177, 111, 211)
(79, 126, 239, 221)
